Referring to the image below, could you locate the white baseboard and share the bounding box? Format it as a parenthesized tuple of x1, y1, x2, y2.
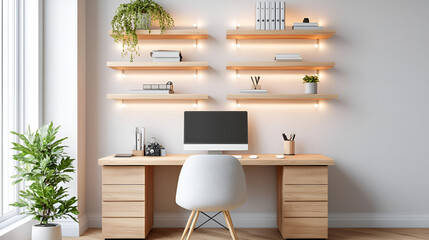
(54, 213, 88, 237)
(88, 212, 429, 229)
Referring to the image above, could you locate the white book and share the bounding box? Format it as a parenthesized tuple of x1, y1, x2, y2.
(292, 26, 323, 30)
(256, 1, 261, 30)
(293, 22, 318, 27)
(265, 1, 270, 30)
(260, 2, 265, 30)
(130, 90, 174, 94)
(275, 2, 280, 30)
(275, 53, 301, 57)
(275, 58, 302, 62)
(150, 50, 181, 58)
(270, 2, 275, 30)
(152, 57, 181, 62)
(240, 89, 268, 94)
(280, 2, 285, 30)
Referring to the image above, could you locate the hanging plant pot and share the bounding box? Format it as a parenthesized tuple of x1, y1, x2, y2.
(32, 224, 62, 240)
(304, 82, 318, 94)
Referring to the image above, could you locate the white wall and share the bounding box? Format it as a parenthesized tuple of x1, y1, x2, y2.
(86, 0, 429, 228)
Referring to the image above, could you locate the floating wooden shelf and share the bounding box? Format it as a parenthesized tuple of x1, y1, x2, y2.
(226, 29, 335, 40)
(227, 94, 338, 100)
(107, 94, 209, 101)
(107, 61, 209, 70)
(226, 62, 335, 70)
(109, 29, 208, 39)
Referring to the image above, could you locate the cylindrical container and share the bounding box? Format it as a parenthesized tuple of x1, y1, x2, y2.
(32, 224, 62, 240)
(251, 85, 262, 90)
(132, 150, 144, 156)
(284, 141, 295, 155)
(304, 82, 317, 94)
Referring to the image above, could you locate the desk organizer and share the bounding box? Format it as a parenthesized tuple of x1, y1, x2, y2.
(284, 141, 295, 155)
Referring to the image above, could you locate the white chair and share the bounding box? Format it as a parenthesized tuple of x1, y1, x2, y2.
(176, 155, 247, 240)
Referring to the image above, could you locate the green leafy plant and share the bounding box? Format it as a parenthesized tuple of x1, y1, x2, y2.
(111, 0, 174, 62)
(10, 122, 79, 225)
(302, 75, 320, 83)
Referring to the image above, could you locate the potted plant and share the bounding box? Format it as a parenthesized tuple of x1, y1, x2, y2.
(10, 122, 79, 240)
(111, 0, 174, 62)
(303, 75, 319, 94)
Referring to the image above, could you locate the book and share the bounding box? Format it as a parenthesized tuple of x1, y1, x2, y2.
(275, 53, 301, 57)
(293, 22, 318, 27)
(280, 1, 285, 30)
(265, 1, 270, 29)
(152, 57, 181, 62)
(240, 89, 268, 94)
(275, 58, 302, 61)
(130, 90, 174, 94)
(275, 2, 280, 30)
(270, 1, 275, 30)
(150, 50, 181, 58)
(260, 1, 265, 30)
(292, 26, 323, 30)
(256, 1, 261, 30)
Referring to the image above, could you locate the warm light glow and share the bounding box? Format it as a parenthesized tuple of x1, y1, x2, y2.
(236, 43, 241, 48)
(314, 43, 319, 48)
(236, 73, 240, 79)
(236, 103, 241, 108)
(193, 73, 197, 79)
(121, 100, 126, 108)
(314, 103, 319, 108)
(236, 23, 240, 28)
(121, 71, 126, 80)
(193, 23, 197, 28)
(193, 103, 197, 108)
(193, 43, 197, 48)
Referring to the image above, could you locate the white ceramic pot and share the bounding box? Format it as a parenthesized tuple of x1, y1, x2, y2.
(304, 82, 318, 94)
(32, 224, 62, 240)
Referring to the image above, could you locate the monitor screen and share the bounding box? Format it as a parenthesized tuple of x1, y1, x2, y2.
(184, 111, 248, 148)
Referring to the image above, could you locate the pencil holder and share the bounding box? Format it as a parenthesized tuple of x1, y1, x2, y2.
(132, 150, 144, 156)
(284, 141, 295, 155)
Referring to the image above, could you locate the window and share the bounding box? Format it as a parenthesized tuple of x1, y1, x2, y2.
(0, 0, 42, 227)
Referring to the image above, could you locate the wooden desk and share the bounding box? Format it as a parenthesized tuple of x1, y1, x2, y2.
(98, 154, 334, 240)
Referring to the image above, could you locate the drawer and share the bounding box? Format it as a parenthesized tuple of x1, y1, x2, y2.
(283, 202, 327, 217)
(103, 202, 145, 218)
(103, 166, 145, 184)
(283, 166, 327, 185)
(102, 185, 145, 201)
(283, 185, 327, 202)
(283, 218, 328, 239)
(102, 217, 145, 239)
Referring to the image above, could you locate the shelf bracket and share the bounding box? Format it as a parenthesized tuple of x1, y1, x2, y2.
(194, 38, 198, 48)
(316, 69, 320, 77)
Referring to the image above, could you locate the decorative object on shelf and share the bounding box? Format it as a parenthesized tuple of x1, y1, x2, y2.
(10, 122, 79, 240)
(256, 1, 285, 30)
(131, 81, 174, 94)
(240, 89, 267, 94)
(274, 53, 302, 62)
(145, 137, 164, 156)
(303, 18, 309, 23)
(111, 0, 174, 62)
(303, 74, 319, 94)
(133, 127, 145, 156)
(150, 50, 182, 62)
(282, 132, 296, 155)
(292, 18, 323, 30)
(251, 76, 261, 89)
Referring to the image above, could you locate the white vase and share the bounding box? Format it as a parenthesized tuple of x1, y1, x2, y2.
(32, 224, 62, 240)
(304, 82, 318, 94)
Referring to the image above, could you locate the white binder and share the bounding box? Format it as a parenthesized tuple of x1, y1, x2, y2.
(261, 1, 266, 30)
(256, 1, 261, 30)
(275, 2, 280, 30)
(280, 1, 285, 30)
(265, 1, 270, 29)
(270, 1, 275, 30)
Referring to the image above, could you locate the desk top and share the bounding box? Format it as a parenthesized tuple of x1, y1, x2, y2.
(98, 154, 334, 166)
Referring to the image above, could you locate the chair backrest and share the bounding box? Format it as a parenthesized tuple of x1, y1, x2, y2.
(176, 155, 246, 211)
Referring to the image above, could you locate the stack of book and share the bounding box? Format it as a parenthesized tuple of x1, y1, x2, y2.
(275, 54, 302, 61)
(255, 1, 285, 30)
(292, 22, 323, 30)
(130, 82, 174, 94)
(240, 89, 267, 94)
(150, 50, 182, 62)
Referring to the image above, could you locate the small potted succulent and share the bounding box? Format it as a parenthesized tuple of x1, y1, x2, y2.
(111, 0, 174, 62)
(303, 75, 319, 94)
(11, 123, 79, 240)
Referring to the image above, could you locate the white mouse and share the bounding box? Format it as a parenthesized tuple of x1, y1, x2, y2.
(249, 155, 258, 159)
(276, 155, 285, 159)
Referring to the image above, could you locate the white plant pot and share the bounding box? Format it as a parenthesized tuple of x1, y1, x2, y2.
(304, 82, 318, 94)
(32, 224, 62, 240)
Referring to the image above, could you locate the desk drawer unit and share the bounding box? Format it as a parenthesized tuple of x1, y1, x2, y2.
(278, 166, 328, 239)
(102, 166, 153, 239)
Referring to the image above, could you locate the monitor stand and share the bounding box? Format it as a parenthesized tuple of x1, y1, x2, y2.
(207, 150, 223, 155)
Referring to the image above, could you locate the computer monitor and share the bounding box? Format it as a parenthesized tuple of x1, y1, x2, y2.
(184, 111, 248, 153)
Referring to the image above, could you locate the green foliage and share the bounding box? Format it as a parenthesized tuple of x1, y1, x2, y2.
(10, 122, 79, 225)
(111, 0, 174, 62)
(302, 75, 320, 83)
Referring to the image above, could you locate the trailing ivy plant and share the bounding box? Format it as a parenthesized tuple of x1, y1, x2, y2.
(302, 75, 320, 83)
(10, 122, 79, 225)
(111, 0, 174, 62)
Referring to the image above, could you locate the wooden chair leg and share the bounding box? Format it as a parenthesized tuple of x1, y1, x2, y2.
(181, 211, 196, 240)
(223, 210, 239, 240)
(186, 211, 200, 240)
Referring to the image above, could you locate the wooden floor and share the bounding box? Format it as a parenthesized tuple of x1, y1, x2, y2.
(64, 228, 429, 240)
